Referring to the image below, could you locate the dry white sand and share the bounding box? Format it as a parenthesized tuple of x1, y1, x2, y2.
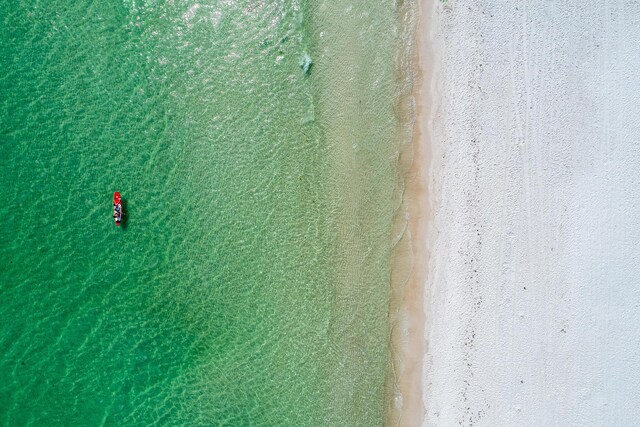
(423, 1, 640, 425)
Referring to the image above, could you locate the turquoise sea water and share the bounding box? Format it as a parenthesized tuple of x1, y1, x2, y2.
(0, 1, 415, 425)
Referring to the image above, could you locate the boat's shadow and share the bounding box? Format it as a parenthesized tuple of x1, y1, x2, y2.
(120, 198, 128, 230)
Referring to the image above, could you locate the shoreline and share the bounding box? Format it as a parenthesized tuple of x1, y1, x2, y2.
(305, 1, 429, 424)
(387, 0, 433, 425)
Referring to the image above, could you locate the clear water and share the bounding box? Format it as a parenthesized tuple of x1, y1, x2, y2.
(0, 1, 415, 425)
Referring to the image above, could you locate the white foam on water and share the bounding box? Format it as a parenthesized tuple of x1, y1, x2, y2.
(211, 10, 222, 28)
(299, 53, 312, 74)
(183, 4, 201, 22)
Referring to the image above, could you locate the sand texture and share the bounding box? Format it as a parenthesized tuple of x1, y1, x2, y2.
(424, 1, 640, 425)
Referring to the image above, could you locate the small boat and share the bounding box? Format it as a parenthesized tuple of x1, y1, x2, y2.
(113, 192, 122, 226)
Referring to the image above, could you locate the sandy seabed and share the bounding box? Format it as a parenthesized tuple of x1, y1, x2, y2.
(420, 1, 640, 425)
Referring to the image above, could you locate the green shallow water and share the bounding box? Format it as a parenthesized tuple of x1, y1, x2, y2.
(0, 1, 415, 425)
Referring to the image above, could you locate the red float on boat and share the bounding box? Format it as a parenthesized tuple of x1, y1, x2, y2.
(113, 192, 122, 226)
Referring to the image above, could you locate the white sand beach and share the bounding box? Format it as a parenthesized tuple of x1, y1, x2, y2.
(422, 1, 640, 425)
